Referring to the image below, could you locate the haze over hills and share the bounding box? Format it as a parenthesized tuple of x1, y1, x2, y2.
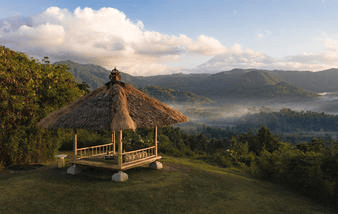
(54, 60, 338, 132)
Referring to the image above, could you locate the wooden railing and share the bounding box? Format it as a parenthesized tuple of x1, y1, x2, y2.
(77, 143, 114, 159)
(122, 146, 156, 165)
(76, 144, 156, 167)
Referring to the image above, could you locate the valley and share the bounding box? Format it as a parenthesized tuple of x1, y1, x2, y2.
(58, 60, 338, 138)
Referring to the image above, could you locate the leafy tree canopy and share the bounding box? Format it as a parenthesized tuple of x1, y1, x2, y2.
(0, 46, 84, 167)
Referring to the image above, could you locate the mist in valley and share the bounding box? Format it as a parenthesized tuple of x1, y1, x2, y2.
(170, 93, 338, 133)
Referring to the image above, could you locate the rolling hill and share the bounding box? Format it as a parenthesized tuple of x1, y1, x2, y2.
(226, 70, 317, 98)
(55, 60, 143, 89)
(140, 86, 213, 105)
(0, 156, 332, 214)
(56, 61, 318, 101)
(272, 69, 338, 92)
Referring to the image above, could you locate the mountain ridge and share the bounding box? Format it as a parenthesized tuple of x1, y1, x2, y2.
(140, 86, 214, 105)
(56, 60, 331, 100)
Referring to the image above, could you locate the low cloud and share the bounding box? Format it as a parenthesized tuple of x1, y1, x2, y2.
(257, 30, 271, 40)
(195, 39, 338, 73)
(0, 7, 226, 76)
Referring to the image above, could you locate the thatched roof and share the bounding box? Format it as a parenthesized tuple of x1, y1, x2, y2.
(38, 75, 189, 131)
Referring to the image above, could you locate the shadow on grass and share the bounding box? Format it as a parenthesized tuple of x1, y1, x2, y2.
(7, 164, 44, 171)
(36, 163, 168, 185)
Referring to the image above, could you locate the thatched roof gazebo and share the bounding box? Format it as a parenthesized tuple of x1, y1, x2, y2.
(38, 68, 189, 181)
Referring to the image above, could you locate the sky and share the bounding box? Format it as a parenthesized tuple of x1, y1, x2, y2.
(1, 0, 338, 76)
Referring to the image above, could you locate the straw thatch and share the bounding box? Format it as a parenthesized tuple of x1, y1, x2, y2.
(38, 79, 189, 131)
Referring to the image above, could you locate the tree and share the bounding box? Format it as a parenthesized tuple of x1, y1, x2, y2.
(0, 46, 84, 167)
(257, 126, 279, 153)
(77, 81, 90, 95)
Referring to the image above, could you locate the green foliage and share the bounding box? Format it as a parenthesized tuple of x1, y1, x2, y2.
(0, 46, 84, 167)
(158, 135, 182, 156)
(212, 151, 233, 167)
(234, 127, 338, 209)
(58, 129, 112, 151)
(236, 108, 338, 134)
(76, 81, 90, 95)
(56, 121, 338, 209)
(196, 125, 238, 139)
(159, 124, 338, 209)
(122, 128, 154, 151)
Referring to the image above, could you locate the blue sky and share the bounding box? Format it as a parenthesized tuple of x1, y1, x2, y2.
(1, 0, 338, 75)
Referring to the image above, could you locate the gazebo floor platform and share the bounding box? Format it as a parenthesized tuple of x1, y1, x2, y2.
(73, 155, 162, 171)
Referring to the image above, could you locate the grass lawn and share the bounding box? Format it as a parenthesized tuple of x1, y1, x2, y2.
(0, 155, 334, 214)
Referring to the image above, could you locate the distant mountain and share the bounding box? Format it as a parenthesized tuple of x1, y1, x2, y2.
(55, 61, 318, 100)
(140, 86, 213, 105)
(140, 69, 316, 99)
(271, 69, 338, 92)
(54, 60, 143, 89)
(153, 69, 316, 99)
(226, 70, 317, 98)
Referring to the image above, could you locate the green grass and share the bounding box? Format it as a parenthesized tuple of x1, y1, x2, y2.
(0, 155, 334, 214)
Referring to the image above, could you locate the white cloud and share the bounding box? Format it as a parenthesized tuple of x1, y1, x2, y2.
(1, 6, 338, 76)
(0, 6, 227, 76)
(186, 35, 227, 55)
(195, 38, 338, 73)
(257, 30, 271, 40)
(257, 33, 264, 40)
(324, 38, 338, 51)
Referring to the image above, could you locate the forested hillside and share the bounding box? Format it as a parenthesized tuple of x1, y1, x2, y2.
(140, 86, 213, 104)
(235, 108, 338, 133)
(56, 60, 143, 89)
(224, 70, 317, 98)
(272, 69, 338, 92)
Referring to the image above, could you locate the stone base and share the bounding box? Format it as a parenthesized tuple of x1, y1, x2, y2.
(149, 161, 163, 170)
(112, 171, 128, 182)
(67, 164, 81, 175)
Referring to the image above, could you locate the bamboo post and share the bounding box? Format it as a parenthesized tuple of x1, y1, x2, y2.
(112, 131, 116, 155)
(73, 129, 78, 162)
(118, 130, 123, 169)
(155, 126, 158, 157)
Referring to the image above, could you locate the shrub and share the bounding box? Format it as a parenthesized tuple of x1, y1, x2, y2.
(0, 47, 83, 167)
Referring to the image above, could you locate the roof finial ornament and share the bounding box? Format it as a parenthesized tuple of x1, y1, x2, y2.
(110, 67, 121, 82)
